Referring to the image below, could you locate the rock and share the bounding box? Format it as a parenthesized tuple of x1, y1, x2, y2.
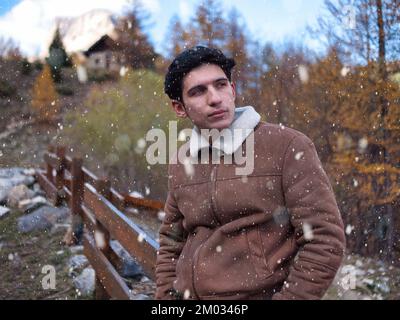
(131, 293, 151, 300)
(0, 206, 10, 219)
(18, 196, 48, 214)
(17, 205, 70, 233)
(0, 168, 35, 203)
(23, 168, 36, 176)
(140, 276, 151, 283)
(69, 245, 84, 254)
(8, 252, 22, 267)
(33, 183, 46, 197)
(7, 184, 35, 208)
(68, 254, 89, 276)
(73, 267, 95, 297)
(110, 240, 144, 279)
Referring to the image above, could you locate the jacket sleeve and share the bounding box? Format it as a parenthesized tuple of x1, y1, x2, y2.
(272, 134, 346, 300)
(155, 187, 186, 300)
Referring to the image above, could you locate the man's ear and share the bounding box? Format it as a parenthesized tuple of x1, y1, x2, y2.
(230, 81, 236, 100)
(171, 100, 188, 118)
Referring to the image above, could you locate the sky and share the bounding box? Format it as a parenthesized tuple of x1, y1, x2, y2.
(0, 0, 326, 58)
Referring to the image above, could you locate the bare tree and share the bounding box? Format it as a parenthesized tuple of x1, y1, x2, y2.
(0, 36, 21, 60)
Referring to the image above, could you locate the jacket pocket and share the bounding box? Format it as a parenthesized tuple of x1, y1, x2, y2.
(245, 226, 273, 279)
(266, 235, 297, 273)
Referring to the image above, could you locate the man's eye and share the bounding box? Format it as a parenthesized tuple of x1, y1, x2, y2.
(191, 89, 204, 96)
(217, 81, 228, 88)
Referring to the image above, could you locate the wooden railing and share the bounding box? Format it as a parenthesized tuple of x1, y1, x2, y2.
(35, 145, 162, 299)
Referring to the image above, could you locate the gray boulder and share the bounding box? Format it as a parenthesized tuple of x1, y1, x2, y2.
(0, 168, 35, 203)
(110, 240, 144, 279)
(7, 184, 35, 208)
(131, 294, 151, 300)
(18, 196, 48, 214)
(17, 205, 70, 233)
(0, 206, 10, 219)
(68, 254, 89, 277)
(73, 267, 95, 297)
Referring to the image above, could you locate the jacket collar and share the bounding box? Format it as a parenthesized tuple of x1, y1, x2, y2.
(189, 106, 261, 158)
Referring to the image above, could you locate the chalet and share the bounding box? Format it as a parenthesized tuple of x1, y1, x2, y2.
(42, 9, 126, 82)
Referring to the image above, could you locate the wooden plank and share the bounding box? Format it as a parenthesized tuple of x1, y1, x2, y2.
(46, 145, 55, 182)
(55, 146, 66, 191)
(70, 158, 84, 215)
(44, 152, 63, 171)
(82, 166, 98, 186)
(84, 183, 159, 280)
(81, 204, 96, 233)
(63, 185, 71, 204)
(36, 171, 58, 204)
(124, 194, 164, 211)
(64, 154, 72, 171)
(110, 188, 126, 211)
(63, 175, 72, 191)
(83, 233, 132, 300)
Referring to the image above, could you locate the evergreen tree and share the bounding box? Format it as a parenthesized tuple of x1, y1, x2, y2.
(46, 28, 70, 82)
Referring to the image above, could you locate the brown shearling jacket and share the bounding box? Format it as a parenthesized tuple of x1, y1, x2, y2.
(155, 121, 346, 300)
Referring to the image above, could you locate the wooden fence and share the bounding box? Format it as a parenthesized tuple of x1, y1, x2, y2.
(35, 145, 163, 299)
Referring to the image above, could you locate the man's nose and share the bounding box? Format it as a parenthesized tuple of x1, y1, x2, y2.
(207, 87, 222, 106)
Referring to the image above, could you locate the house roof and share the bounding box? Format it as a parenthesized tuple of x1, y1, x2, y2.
(41, 9, 118, 58)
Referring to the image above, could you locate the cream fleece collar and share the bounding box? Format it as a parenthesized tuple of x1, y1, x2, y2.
(189, 106, 261, 157)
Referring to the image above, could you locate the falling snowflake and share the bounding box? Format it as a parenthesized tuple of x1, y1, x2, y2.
(157, 211, 166, 221)
(346, 224, 354, 235)
(298, 65, 309, 83)
(216, 245, 222, 253)
(137, 233, 146, 243)
(183, 157, 194, 177)
(135, 138, 146, 154)
(358, 137, 368, 152)
(183, 289, 191, 300)
(341, 66, 350, 77)
(295, 151, 304, 160)
(178, 130, 188, 141)
(302, 222, 313, 241)
(94, 230, 106, 249)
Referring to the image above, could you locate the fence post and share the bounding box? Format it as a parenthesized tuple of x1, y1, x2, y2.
(46, 145, 54, 182)
(63, 157, 84, 245)
(94, 178, 112, 300)
(54, 145, 66, 206)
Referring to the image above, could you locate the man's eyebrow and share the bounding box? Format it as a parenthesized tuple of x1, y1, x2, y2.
(186, 77, 229, 94)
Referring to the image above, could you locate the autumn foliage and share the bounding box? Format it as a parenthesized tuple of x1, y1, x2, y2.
(31, 64, 59, 122)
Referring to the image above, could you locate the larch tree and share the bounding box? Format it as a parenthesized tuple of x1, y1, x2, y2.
(315, 0, 400, 261)
(116, 2, 158, 70)
(31, 64, 60, 123)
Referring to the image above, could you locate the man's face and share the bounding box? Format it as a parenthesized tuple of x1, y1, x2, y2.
(172, 64, 236, 130)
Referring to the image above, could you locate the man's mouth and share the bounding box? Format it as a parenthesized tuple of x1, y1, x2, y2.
(208, 109, 227, 118)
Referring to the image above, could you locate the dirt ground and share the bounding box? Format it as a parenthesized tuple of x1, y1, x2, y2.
(0, 208, 89, 300)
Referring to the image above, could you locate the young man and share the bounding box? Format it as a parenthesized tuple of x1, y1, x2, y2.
(155, 46, 346, 300)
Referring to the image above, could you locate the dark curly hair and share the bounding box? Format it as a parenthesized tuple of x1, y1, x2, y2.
(164, 46, 236, 102)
